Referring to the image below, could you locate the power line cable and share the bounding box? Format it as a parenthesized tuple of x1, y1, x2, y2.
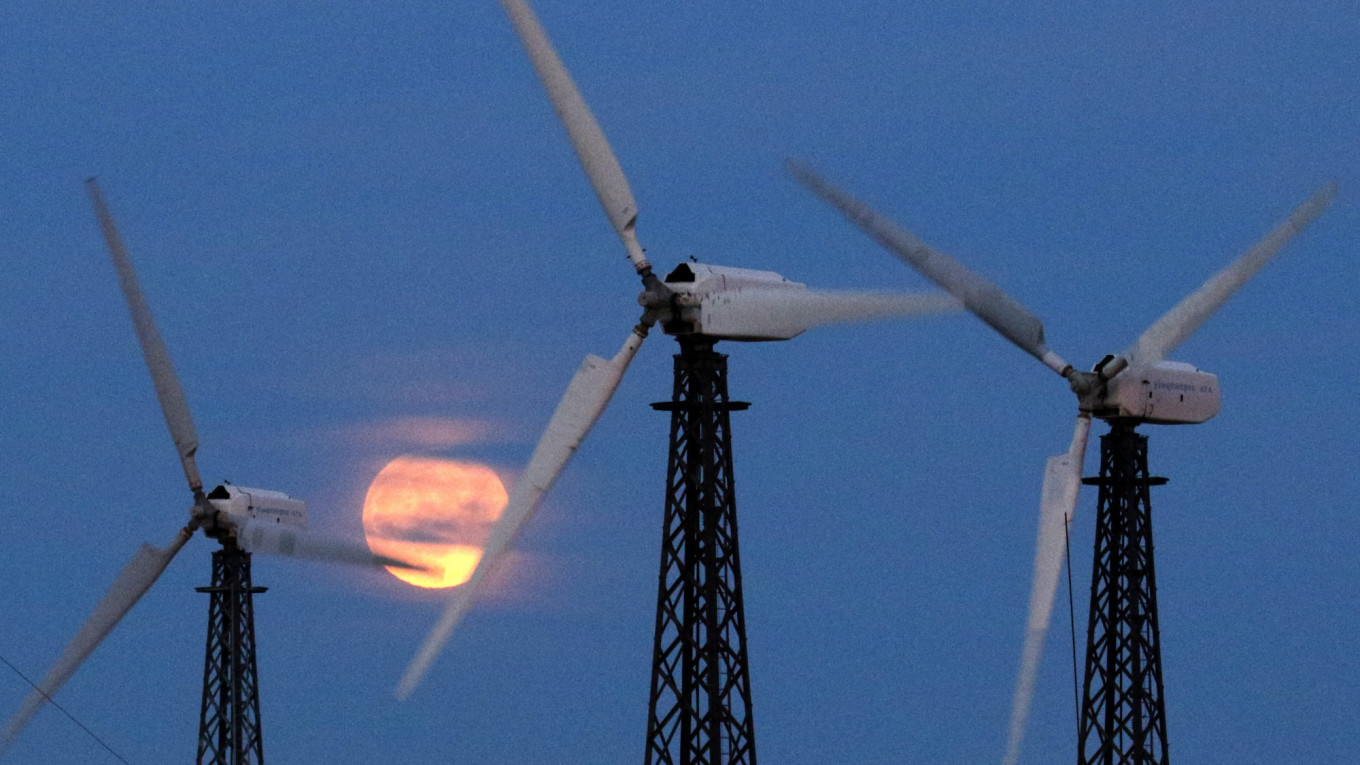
(0, 650, 133, 764)
(1065, 512, 1080, 746)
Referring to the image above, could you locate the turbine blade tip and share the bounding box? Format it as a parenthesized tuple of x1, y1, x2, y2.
(394, 673, 419, 701)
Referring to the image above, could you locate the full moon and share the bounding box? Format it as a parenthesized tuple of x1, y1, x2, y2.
(362, 456, 509, 589)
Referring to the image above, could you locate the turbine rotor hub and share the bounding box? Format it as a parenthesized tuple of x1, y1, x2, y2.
(1068, 370, 1107, 413)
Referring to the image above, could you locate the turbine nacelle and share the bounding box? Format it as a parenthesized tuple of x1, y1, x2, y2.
(650, 261, 958, 342)
(1078, 360, 1221, 424)
(204, 484, 309, 529)
(657, 262, 805, 341)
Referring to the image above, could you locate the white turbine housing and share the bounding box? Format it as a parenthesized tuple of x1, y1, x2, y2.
(662, 262, 808, 341)
(205, 484, 308, 528)
(659, 261, 959, 342)
(1103, 361, 1221, 424)
(663, 262, 797, 295)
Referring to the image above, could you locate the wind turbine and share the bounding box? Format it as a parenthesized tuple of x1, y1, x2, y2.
(785, 161, 1335, 765)
(2, 179, 421, 763)
(395, 2, 958, 762)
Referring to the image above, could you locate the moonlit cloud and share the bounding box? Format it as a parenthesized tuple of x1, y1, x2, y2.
(332, 416, 503, 450)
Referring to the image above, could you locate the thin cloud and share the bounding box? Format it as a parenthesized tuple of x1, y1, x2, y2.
(329, 416, 505, 450)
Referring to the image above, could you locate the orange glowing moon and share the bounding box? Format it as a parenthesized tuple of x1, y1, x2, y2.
(362, 456, 508, 589)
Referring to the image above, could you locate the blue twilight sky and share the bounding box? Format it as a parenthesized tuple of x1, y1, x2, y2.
(1, 2, 1356, 763)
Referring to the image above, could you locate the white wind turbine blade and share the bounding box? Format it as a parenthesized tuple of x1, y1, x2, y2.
(396, 328, 647, 700)
(786, 160, 1073, 377)
(1123, 181, 1337, 368)
(698, 288, 960, 339)
(235, 520, 427, 571)
(2, 526, 193, 748)
(1003, 413, 1091, 765)
(499, 0, 651, 275)
(86, 178, 204, 494)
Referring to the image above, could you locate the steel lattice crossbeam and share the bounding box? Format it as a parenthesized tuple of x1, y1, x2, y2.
(1078, 424, 1169, 765)
(645, 339, 757, 765)
(197, 548, 267, 765)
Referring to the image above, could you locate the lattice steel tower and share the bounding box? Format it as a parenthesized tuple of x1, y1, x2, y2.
(645, 338, 757, 765)
(1077, 423, 1169, 765)
(197, 546, 267, 765)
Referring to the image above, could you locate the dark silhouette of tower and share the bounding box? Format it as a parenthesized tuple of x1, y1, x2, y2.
(1078, 423, 1169, 765)
(197, 547, 266, 765)
(645, 338, 757, 765)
